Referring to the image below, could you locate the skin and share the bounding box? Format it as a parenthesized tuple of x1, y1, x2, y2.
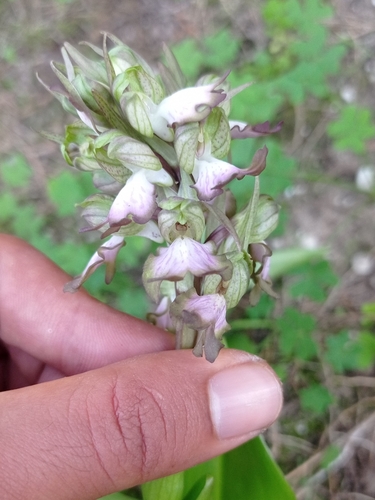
(0, 234, 283, 500)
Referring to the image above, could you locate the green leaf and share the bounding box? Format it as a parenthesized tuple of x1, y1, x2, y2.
(299, 384, 333, 415)
(10, 205, 44, 240)
(0, 153, 31, 187)
(327, 105, 375, 154)
(142, 471, 184, 500)
(98, 493, 134, 500)
(269, 247, 326, 280)
(171, 38, 204, 81)
(183, 437, 295, 500)
(321, 445, 340, 469)
(47, 170, 91, 217)
(203, 30, 240, 71)
(184, 476, 214, 500)
(0, 193, 17, 221)
(278, 308, 317, 360)
(221, 437, 296, 500)
(287, 260, 338, 302)
(183, 457, 222, 500)
(324, 330, 361, 373)
(356, 331, 375, 369)
(225, 332, 258, 355)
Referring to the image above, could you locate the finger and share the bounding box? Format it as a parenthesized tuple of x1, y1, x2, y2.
(0, 349, 283, 500)
(0, 235, 173, 375)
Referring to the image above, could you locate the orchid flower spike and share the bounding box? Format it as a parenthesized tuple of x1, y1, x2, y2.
(42, 34, 281, 362)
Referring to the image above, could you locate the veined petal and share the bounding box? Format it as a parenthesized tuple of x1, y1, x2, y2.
(143, 237, 233, 302)
(64, 235, 125, 292)
(170, 288, 230, 362)
(108, 170, 157, 226)
(155, 78, 226, 128)
(193, 156, 240, 201)
(172, 289, 229, 332)
(192, 146, 268, 202)
(147, 237, 232, 281)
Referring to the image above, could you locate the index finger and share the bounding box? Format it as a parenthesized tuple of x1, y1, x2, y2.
(0, 235, 173, 375)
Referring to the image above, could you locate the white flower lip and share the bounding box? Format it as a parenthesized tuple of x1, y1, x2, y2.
(149, 76, 227, 139)
(146, 237, 232, 282)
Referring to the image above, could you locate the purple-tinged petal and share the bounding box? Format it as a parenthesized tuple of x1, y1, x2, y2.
(155, 75, 227, 128)
(193, 157, 240, 201)
(147, 296, 174, 330)
(64, 235, 125, 292)
(170, 289, 230, 362)
(230, 120, 283, 139)
(146, 237, 232, 282)
(108, 170, 157, 226)
(192, 146, 268, 202)
(249, 242, 272, 278)
(249, 242, 278, 303)
(143, 237, 232, 302)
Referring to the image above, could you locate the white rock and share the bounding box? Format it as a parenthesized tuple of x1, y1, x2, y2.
(351, 252, 374, 276)
(356, 165, 375, 192)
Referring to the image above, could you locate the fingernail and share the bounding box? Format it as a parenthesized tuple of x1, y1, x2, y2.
(209, 362, 283, 440)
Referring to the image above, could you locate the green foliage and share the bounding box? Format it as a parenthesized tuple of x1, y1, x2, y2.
(171, 30, 240, 82)
(324, 330, 361, 373)
(183, 437, 295, 500)
(100, 438, 295, 500)
(287, 260, 338, 302)
(142, 472, 185, 500)
(47, 170, 92, 216)
(356, 331, 375, 369)
(0, 153, 32, 187)
(277, 307, 317, 360)
(327, 105, 375, 154)
(299, 384, 333, 415)
(320, 445, 340, 469)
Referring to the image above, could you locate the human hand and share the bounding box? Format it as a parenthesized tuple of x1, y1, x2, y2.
(0, 235, 283, 500)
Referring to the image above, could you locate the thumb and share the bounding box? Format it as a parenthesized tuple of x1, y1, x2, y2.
(1, 349, 282, 500)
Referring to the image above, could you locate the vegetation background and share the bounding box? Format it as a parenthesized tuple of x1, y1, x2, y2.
(1, 0, 375, 498)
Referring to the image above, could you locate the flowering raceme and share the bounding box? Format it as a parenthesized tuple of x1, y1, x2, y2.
(40, 33, 281, 362)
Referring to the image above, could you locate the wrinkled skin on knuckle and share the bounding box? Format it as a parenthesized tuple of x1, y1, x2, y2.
(106, 372, 183, 484)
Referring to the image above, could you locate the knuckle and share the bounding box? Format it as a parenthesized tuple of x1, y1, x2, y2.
(108, 373, 174, 481)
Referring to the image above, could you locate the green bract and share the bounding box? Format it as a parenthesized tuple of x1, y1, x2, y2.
(41, 33, 281, 362)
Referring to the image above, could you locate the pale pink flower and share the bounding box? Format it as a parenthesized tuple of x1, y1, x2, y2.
(170, 289, 230, 362)
(64, 235, 125, 292)
(192, 146, 268, 201)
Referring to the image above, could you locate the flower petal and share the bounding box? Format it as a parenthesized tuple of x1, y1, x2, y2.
(64, 235, 125, 292)
(230, 120, 283, 139)
(170, 289, 230, 362)
(143, 237, 233, 302)
(155, 77, 227, 127)
(108, 170, 157, 226)
(193, 146, 268, 201)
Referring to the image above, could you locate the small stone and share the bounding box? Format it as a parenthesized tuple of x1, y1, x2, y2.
(356, 165, 375, 192)
(351, 252, 374, 276)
